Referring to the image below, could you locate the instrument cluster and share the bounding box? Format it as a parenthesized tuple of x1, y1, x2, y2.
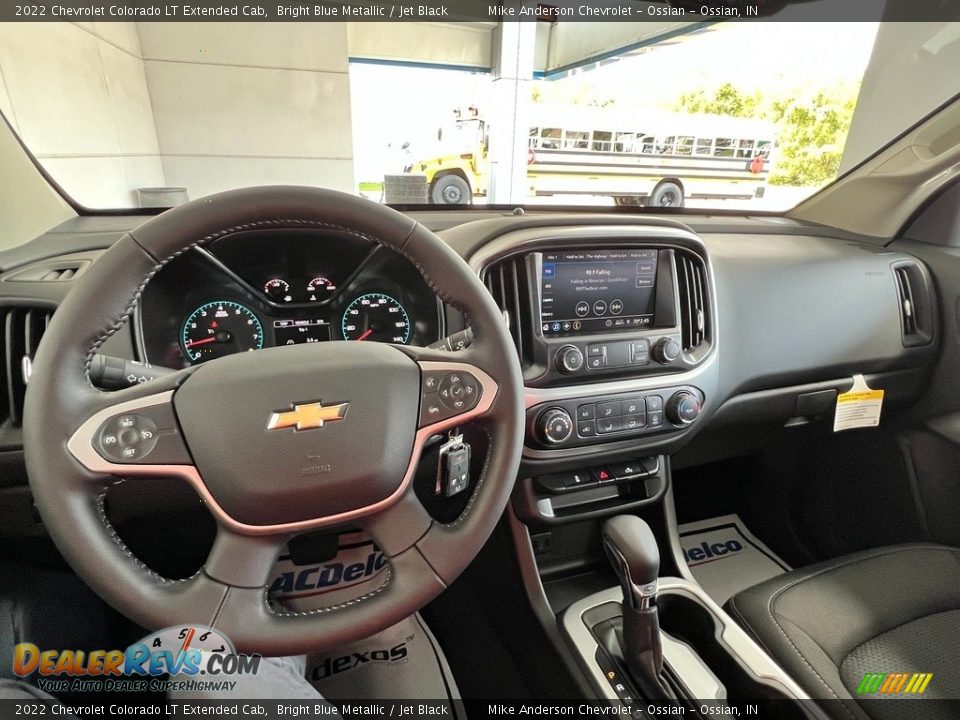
(136, 228, 443, 367)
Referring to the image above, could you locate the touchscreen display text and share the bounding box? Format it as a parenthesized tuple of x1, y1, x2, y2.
(540, 249, 658, 336)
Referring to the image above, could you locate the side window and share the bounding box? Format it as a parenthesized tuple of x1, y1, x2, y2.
(528, 127, 538, 148)
(540, 128, 561, 149)
(658, 136, 677, 154)
(615, 132, 637, 153)
(563, 130, 590, 150)
(675, 136, 695, 156)
(736, 139, 756, 158)
(640, 135, 656, 154)
(695, 137, 714, 156)
(592, 130, 613, 152)
(714, 138, 736, 157)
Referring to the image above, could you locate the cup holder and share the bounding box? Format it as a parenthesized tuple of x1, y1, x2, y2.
(659, 592, 807, 717)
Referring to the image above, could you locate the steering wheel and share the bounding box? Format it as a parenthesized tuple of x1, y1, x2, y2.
(23, 187, 524, 655)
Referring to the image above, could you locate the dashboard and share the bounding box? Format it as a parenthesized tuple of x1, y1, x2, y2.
(0, 209, 943, 532)
(135, 228, 445, 368)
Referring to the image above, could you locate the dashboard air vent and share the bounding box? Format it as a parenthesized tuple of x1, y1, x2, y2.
(4, 261, 89, 282)
(1, 306, 54, 428)
(894, 266, 917, 336)
(676, 251, 709, 353)
(892, 261, 933, 347)
(482, 256, 534, 367)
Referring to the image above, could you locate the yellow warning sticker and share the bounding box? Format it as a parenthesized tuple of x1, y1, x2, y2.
(834, 374, 884, 432)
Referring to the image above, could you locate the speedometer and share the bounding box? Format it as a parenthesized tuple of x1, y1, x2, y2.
(341, 293, 412, 344)
(181, 301, 264, 363)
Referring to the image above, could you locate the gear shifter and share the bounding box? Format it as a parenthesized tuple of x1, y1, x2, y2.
(601, 515, 670, 701)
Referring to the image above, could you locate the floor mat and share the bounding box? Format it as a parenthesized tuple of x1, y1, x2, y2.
(678, 514, 791, 605)
(305, 613, 461, 712)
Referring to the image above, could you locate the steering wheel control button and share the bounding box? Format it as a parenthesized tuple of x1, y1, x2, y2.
(94, 406, 191, 465)
(422, 371, 445, 394)
(96, 413, 158, 462)
(420, 369, 482, 427)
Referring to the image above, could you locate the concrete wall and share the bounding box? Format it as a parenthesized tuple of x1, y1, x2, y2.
(0, 22, 164, 208)
(0, 22, 354, 207)
(138, 23, 354, 200)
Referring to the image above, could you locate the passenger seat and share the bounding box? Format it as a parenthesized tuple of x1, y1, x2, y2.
(725, 543, 960, 719)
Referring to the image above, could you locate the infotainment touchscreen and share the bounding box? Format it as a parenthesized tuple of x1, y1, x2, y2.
(540, 249, 658, 336)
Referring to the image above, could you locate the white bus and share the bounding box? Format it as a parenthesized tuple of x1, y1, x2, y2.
(527, 106, 776, 207)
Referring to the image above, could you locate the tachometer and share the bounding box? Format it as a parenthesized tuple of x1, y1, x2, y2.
(264, 278, 292, 303)
(341, 293, 412, 344)
(181, 301, 264, 363)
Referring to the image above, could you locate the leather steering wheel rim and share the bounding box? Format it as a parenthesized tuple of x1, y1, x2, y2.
(23, 186, 524, 655)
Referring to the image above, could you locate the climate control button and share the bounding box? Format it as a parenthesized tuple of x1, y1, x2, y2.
(539, 408, 574, 445)
(666, 391, 702, 425)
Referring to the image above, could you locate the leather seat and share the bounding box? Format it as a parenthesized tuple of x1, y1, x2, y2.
(726, 543, 960, 720)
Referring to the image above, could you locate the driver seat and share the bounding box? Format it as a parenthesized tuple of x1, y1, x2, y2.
(725, 543, 960, 719)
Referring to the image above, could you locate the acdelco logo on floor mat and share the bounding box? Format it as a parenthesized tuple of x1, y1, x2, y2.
(684, 539, 743, 565)
(270, 550, 387, 597)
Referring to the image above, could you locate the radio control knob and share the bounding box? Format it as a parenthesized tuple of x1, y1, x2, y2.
(539, 408, 574, 445)
(653, 337, 681, 364)
(666, 392, 701, 426)
(555, 345, 584, 374)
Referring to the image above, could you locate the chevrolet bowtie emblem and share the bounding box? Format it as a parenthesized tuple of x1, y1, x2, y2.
(267, 401, 349, 432)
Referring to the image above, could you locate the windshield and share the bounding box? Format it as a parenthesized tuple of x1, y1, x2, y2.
(0, 20, 956, 211)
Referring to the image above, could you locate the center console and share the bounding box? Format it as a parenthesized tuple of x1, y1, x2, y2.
(470, 223, 814, 716)
(474, 225, 719, 527)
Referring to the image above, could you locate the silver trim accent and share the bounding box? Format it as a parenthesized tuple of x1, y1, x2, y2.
(21, 356, 32, 385)
(561, 579, 819, 709)
(66, 360, 498, 536)
(525, 362, 717, 410)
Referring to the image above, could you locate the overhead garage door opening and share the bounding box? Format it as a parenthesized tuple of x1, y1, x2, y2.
(0, 20, 937, 212)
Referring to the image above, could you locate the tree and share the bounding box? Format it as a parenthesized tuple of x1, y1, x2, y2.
(676, 83, 763, 119)
(674, 82, 858, 187)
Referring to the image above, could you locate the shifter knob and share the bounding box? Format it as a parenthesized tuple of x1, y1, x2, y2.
(601, 515, 667, 696)
(602, 515, 660, 609)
